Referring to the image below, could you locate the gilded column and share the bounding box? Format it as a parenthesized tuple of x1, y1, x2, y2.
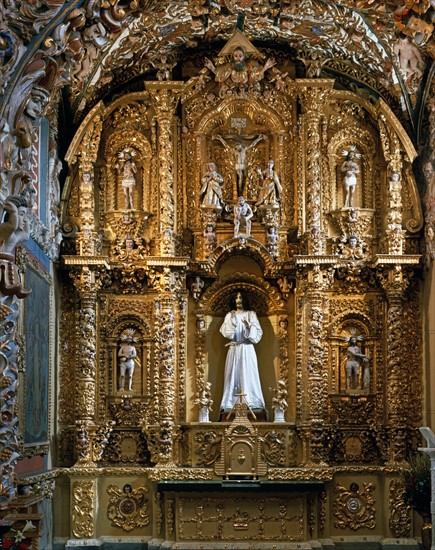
(70, 267, 100, 465)
(147, 266, 184, 466)
(379, 266, 409, 463)
(147, 84, 182, 256)
(297, 264, 332, 466)
(297, 80, 333, 255)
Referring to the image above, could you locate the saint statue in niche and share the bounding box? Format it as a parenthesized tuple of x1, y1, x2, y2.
(116, 149, 137, 210)
(118, 329, 138, 391)
(344, 334, 370, 391)
(341, 146, 361, 209)
(233, 196, 253, 238)
(219, 291, 265, 413)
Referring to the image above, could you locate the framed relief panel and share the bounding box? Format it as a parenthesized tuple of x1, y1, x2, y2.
(22, 263, 52, 453)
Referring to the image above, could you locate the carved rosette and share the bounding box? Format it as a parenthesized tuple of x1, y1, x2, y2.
(297, 81, 333, 254)
(107, 484, 150, 531)
(334, 482, 376, 530)
(72, 480, 95, 538)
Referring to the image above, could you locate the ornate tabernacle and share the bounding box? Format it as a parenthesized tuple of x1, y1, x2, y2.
(54, 29, 425, 549)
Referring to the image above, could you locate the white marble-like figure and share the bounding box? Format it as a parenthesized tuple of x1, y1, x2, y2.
(393, 36, 424, 81)
(118, 153, 137, 210)
(234, 196, 253, 237)
(341, 147, 361, 208)
(200, 162, 224, 208)
(219, 292, 265, 412)
(118, 337, 137, 391)
(256, 160, 282, 206)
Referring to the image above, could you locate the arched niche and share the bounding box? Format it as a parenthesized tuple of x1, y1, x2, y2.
(327, 126, 377, 214)
(104, 129, 152, 214)
(105, 315, 153, 399)
(188, 96, 289, 223)
(328, 313, 376, 396)
(192, 270, 286, 422)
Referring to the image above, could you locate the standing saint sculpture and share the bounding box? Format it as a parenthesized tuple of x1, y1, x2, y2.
(199, 162, 224, 208)
(118, 330, 138, 391)
(256, 160, 282, 206)
(341, 146, 361, 208)
(219, 292, 265, 413)
(345, 335, 370, 390)
(117, 151, 137, 210)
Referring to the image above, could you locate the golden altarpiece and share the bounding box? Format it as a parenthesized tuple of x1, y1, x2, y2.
(56, 33, 424, 547)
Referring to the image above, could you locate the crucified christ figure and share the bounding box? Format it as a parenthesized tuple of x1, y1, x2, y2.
(213, 134, 265, 197)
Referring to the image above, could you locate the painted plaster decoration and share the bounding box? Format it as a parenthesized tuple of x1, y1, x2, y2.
(393, 36, 425, 84)
(11, 83, 49, 172)
(234, 196, 253, 238)
(219, 291, 265, 413)
(199, 162, 224, 209)
(0, 30, 26, 99)
(190, 275, 204, 301)
(118, 329, 138, 392)
(204, 44, 275, 97)
(344, 334, 370, 391)
(195, 381, 214, 423)
(149, 54, 177, 81)
(116, 149, 137, 210)
(71, 22, 109, 84)
(341, 146, 361, 209)
(272, 379, 288, 423)
(213, 133, 264, 197)
(0, 195, 30, 255)
(256, 160, 282, 207)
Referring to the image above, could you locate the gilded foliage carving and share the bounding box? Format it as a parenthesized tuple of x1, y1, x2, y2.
(72, 480, 95, 538)
(194, 431, 222, 467)
(102, 431, 150, 464)
(334, 482, 375, 530)
(107, 483, 150, 531)
(389, 478, 411, 537)
(261, 430, 286, 467)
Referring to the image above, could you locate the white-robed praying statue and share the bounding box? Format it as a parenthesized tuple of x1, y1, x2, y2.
(219, 291, 266, 413)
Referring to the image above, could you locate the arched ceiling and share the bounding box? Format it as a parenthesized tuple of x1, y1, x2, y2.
(1, 0, 434, 144)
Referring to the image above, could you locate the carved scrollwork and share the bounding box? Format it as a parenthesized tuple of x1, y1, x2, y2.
(334, 482, 375, 530)
(389, 478, 411, 538)
(107, 483, 150, 531)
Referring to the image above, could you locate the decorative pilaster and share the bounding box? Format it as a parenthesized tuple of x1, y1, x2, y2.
(75, 114, 102, 257)
(297, 81, 333, 255)
(379, 265, 409, 463)
(296, 263, 332, 465)
(147, 84, 182, 256)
